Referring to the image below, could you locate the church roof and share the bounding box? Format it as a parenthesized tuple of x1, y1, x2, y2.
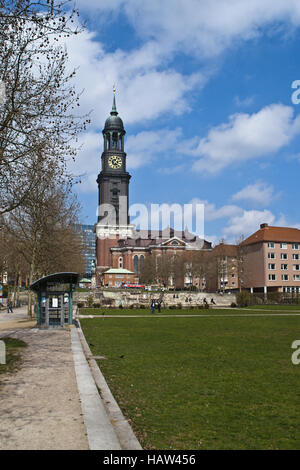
(112, 228, 212, 250)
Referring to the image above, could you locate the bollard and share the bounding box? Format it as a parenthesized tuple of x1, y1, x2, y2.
(0, 340, 6, 365)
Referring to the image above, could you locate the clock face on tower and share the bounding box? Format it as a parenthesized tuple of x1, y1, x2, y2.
(108, 155, 122, 169)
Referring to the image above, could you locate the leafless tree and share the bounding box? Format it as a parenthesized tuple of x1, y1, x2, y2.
(0, 0, 89, 214)
(3, 172, 86, 316)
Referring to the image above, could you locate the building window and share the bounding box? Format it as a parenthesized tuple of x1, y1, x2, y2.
(268, 264, 276, 270)
(140, 255, 145, 272)
(268, 253, 276, 259)
(280, 253, 288, 260)
(268, 274, 276, 281)
(280, 242, 287, 249)
(281, 264, 288, 270)
(119, 257, 123, 268)
(268, 242, 275, 248)
(293, 254, 299, 260)
(293, 275, 300, 281)
(133, 255, 139, 273)
(281, 274, 289, 281)
(293, 264, 300, 271)
(292, 243, 299, 250)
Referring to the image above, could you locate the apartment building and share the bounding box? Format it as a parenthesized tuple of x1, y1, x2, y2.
(241, 223, 300, 294)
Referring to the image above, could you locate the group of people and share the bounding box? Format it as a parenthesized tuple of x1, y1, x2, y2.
(151, 299, 162, 314)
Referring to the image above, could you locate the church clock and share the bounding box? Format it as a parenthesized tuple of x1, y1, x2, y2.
(96, 88, 131, 226)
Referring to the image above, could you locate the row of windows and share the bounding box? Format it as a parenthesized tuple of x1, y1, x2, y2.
(268, 264, 300, 270)
(283, 286, 300, 293)
(268, 253, 299, 260)
(269, 274, 300, 281)
(267, 242, 299, 249)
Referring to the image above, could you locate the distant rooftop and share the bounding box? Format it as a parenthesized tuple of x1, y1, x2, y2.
(241, 224, 300, 246)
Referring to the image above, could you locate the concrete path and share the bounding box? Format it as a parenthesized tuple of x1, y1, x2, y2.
(0, 328, 90, 450)
(0, 312, 128, 450)
(0, 305, 36, 331)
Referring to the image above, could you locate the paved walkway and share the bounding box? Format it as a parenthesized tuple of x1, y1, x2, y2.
(0, 306, 128, 450)
(0, 305, 36, 331)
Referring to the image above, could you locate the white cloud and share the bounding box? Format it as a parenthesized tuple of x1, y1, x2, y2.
(62, 29, 206, 130)
(234, 95, 255, 107)
(126, 128, 183, 169)
(76, 0, 300, 58)
(223, 209, 276, 238)
(67, 131, 100, 193)
(232, 181, 275, 206)
(183, 104, 300, 174)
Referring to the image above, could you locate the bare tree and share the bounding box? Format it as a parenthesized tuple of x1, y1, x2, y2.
(0, 0, 89, 214)
(4, 174, 85, 316)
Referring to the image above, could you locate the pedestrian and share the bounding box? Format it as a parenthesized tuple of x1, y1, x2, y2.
(7, 299, 13, 313)
(151, 299, 155, 314)
(157, 300, 161, 313)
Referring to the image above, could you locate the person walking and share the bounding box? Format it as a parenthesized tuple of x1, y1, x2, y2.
(157, 300, 161, 314)
(151, 299, 155, 314)
(7, 299, 13, 313)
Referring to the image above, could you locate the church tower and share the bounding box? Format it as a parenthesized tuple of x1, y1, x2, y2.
(95, 89, 134, 276)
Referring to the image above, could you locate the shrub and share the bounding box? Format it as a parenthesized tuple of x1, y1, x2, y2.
(177, 303, 182, 309)
(140, 304, 146, 309)
(77, 302, 84, 308)
(86, 295, 94, 308)
(119, 304, 124, 309)
(93, 303, 100, 308)
(236, 291, 251, 308)
(231, 302, 237, 308)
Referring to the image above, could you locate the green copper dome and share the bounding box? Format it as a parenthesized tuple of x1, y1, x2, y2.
(104, 90, 124, 131)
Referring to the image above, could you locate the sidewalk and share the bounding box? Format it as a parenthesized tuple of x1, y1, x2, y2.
(0, 305, 36, 331)
(0, 310, 126, 450)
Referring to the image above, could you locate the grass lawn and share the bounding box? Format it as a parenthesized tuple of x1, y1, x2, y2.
(81, 314, 300, 450)
(0, 337, 27, 382)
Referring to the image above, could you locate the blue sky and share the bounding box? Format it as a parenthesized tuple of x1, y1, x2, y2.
(66, 0, 300, 244)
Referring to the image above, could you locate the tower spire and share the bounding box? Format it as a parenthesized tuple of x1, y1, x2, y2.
(111, 84, 118, 115)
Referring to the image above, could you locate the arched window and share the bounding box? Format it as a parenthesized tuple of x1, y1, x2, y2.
(140, 255, 145, 272)
(119, 256, 123, 268)
(133, 255, 139, 273)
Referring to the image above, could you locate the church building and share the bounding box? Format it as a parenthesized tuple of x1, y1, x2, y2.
(95, 90, 212, 286)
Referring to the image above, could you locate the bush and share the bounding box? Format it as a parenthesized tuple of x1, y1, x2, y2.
(86, 295, 94, 308)
(231, 302, 237, 308)
(140, 304, 146, 309)
(77, 302, 84, 308)
(177, 303, 182, 309)
(236, 291, 251, 308)
(169, 305, 177, 309)
(93, 303, 100, 308)
(119, 304, 123, 309)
